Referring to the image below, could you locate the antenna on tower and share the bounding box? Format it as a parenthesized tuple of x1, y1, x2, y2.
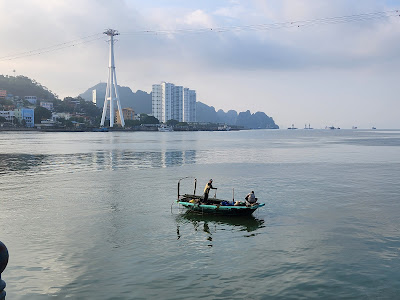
(100, 29, 125, 128)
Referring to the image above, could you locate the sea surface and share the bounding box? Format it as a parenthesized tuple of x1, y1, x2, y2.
(0, 129, 399, 299)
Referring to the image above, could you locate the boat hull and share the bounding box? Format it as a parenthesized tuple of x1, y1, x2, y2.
(177, 201, 265, 216)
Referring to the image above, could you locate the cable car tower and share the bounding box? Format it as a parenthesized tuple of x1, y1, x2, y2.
(100, 29, 124, 128)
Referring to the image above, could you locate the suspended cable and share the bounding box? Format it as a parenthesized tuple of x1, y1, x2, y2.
(1, 9, 399, 61)
(120, 9, 400, 35)
(0, 34, 104, 62)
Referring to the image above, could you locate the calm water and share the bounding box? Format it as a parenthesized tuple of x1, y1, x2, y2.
(1, 129, 399, 299)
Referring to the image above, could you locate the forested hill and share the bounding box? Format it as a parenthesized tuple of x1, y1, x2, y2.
(0, 75, 56, 100)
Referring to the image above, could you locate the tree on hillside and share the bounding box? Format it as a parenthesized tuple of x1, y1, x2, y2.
(34, 106, 52, 122)
(124, 119, 141, 127)
(140, 114, 159, 124)
(78, 97, 101, 118)
(166, 119, 179, 126)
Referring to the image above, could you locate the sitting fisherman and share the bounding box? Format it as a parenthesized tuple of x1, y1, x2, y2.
(245, 191, 257, 206)
(203, 179, 217, 204)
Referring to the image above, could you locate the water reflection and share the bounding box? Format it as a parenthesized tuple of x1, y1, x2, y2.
(176, 213, 265, 244)
(0, 153, 46, 175)
(0, 149, 197, 176)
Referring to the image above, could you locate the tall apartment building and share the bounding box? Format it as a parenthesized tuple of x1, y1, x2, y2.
(152, 82, 196, 123)
(183, 88, 196, 123)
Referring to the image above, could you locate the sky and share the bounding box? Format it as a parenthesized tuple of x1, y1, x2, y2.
(1, 0, 400, 129)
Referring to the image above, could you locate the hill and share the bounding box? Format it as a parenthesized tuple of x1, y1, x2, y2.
(0, 75, 56, 100)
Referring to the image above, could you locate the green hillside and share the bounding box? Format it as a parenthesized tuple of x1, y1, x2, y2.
(0, 75, 57, 100)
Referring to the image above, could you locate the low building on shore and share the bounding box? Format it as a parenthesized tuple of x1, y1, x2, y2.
(0, 110, 15, 122)
(14, 108, 34, 127)
(116, 107, 135, 125)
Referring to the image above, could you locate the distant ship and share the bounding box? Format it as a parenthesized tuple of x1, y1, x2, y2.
(352, 126, 358, 129)
(326, 126, 340, 130)
(372, 126, 376, 130)
(218, 124, 231, 131)
(304, 123, 313, 129)
(288, 124, 297, 130)
(158, 124, 173, 132)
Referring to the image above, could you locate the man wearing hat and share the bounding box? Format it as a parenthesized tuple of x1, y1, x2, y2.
(203, 179, 217, 204)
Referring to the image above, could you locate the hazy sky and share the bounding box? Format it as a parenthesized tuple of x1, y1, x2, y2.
(1, 0, 399, 128)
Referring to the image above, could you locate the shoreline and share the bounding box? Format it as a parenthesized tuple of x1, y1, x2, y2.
(0, 127, 244, 132)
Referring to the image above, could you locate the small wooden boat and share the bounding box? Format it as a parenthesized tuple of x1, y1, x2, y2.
(176, 178, 265, 216)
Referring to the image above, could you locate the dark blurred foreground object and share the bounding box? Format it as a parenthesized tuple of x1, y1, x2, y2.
(0, 241, 8, 300)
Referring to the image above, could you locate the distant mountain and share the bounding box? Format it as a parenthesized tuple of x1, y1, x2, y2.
(196, 102, 279, 129)
(79, 83, 152, 114)
(195, 101, 219, 123)
(236, 110, 278, 129)
(80, 83, 279, 129)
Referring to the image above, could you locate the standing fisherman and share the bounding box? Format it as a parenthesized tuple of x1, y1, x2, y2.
(203, 179, 217, 204)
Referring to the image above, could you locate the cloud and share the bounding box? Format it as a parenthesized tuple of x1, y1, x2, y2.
(180, 9, 214, 27)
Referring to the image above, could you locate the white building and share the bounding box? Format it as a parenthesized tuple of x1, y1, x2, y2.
(152, 84, 163, 122)
(24, 96, 37, 105)
(40, 101, 54, 111)
(183, 88, 196, 123)
(92, 89, 97, 104)
(174, 86, 183, 122)
(0, 110, 15, 122)
(152, 82, 196, 123)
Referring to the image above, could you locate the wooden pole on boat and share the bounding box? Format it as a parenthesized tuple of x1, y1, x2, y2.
(232, 188, 235, 204)
(177, 181, 180, 200)
(194, 178, 197, 195)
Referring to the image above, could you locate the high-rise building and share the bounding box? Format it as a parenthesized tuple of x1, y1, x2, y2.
(174, 86, 184, 122)
(152, 82, 196, 123)
(183, 88, 196, 123)
(152, 84, 162, 122)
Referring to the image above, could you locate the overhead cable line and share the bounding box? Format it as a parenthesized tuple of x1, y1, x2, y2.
(0, 33, 104, 62)
(120, 9, 400, 35)
(1, 10, 399, 61)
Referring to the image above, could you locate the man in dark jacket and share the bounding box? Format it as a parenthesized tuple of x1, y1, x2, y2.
(203, 179, 217, 203)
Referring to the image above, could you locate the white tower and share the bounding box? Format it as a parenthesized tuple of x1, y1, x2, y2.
(100, 29, 124, 127)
